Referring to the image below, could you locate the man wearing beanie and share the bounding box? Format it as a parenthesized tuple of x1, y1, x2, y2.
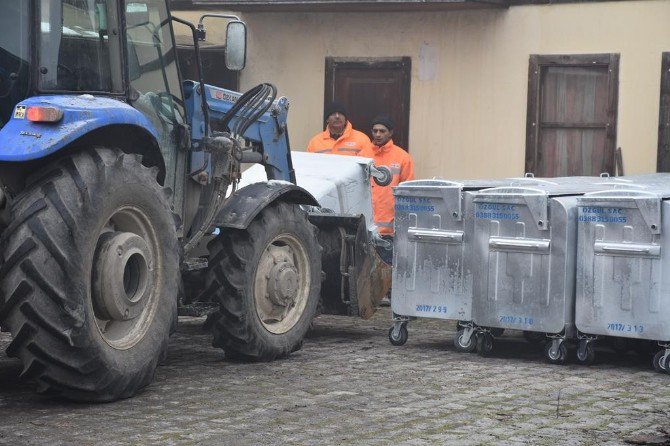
(307, 102, 370, 155)
(359, 115, 415, 237)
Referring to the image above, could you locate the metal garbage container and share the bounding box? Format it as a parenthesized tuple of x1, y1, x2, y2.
(470, 177, 626, 363)
(575, 173, 670, 373)
(388, 178, 540, 350)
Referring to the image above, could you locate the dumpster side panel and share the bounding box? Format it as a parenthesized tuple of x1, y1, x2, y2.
(551, 197, 579, 338)
(576, 199, 669, 341)
(472, 197, 575, 334)
(392, 186, 471, 320)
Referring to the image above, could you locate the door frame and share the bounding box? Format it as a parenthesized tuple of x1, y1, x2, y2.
(324, 57, 411, 149)
(658, 52, 670, 172)
(525, 53, 620, 176)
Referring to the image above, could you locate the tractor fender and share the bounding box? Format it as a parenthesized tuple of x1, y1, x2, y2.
(0, 95, 158, 161)
(215, 181, 319, 230)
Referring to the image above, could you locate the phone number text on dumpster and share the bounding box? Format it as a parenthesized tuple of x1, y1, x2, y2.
(475, 203, 520, 221)
(578, 207, 627, 223)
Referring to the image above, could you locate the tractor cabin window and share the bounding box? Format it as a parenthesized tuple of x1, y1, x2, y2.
(525, 54, 619, 177)
(39, 0, 123, 92)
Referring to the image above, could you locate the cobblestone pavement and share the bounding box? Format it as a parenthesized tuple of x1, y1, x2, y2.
(0, 308, 669, 445)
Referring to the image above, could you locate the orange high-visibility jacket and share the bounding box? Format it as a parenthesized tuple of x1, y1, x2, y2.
(359, 140, 415, 235)
(306, 122, 371, 156)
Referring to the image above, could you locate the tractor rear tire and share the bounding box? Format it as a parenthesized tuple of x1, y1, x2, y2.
(208, 202, 321, 361)
(0, 148, 178, 402)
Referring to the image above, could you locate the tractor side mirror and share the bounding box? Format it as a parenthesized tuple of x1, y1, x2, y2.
(225, 21, 247, 71)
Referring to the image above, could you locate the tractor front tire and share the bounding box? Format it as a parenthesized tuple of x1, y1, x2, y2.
(0, 148, 178, 401)
(208, 202, 321, 360)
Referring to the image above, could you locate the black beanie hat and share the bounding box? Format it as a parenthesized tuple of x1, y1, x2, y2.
(325, 102, 348, 120)
(371, 115, 394, 131)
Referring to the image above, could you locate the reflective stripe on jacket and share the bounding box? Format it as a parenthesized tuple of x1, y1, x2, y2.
(306, 121, 370, 156)
(359, 139, 415, 235)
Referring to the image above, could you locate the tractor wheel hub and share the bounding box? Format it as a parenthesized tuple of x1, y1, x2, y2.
(92, 231, 154, 321)
(267, 261, 298, 307)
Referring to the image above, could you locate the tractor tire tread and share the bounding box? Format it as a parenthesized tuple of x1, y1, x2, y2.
(208, 202, 320, 361)
(0, 147, 178, 401)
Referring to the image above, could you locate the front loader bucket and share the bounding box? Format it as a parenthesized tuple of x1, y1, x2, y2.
(310, 213, 391, 319)
(351, 219, 392, 319)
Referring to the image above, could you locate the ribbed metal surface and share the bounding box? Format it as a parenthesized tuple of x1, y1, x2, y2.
(576, 173, 670, 342)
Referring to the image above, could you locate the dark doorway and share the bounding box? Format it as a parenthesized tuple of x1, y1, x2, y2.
(525, 54, 619, 177)
(325, 57, 411, 151)
(658, 52, 670, 172)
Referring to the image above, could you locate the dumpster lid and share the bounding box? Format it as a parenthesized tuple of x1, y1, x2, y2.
(397, 178, 522, 191)
(394, 178, 530, 221)
(505, 175, 634, 197)
(579, 189, 663, 234)
(611, 173, 670, 198)
(473, 187, 549, 230)
(393, 180, 468, 221)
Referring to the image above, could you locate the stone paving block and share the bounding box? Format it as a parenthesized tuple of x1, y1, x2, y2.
(0, 308, 669, 445)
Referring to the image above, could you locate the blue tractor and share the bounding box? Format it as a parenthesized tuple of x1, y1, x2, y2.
(0, 0, 388, 402)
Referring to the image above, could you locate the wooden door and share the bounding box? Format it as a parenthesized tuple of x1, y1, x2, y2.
(525, 54, 619, 177)
(325, 57, 411, 151)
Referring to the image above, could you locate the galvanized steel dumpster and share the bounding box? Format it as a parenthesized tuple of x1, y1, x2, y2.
(575, 173, 670, 372)
(470, 177, 625, 363)
(388, 178, 542, 350)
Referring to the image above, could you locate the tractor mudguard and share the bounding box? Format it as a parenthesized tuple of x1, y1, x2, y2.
(215, 181, 319, 229)
(309, 213, 392, 319)
(0, 95, 158, 161)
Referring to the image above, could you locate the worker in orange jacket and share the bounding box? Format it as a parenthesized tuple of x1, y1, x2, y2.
(307, 102, 370, 156)
(359, 115, 415, 238)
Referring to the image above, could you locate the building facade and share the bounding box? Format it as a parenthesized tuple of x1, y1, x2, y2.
(171, 0, 670, 179)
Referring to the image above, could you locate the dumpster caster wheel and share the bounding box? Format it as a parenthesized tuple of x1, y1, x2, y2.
(389, 324, 408, 346)
(545, 340, 568, 364)
(523, 331, 546, 345)
(576, 340, 595, 366)
(477, 332, 494, 357)
(652, 350, 669, 373)
(663, 354, 670, 374)
(454, 328, 476, 353)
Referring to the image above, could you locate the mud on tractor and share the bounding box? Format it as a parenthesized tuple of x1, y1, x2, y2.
(0, 1, 390, 401)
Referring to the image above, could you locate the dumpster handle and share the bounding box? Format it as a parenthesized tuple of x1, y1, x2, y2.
(489, 236, 550, 254)
(594, 242, 661, 258)
(408, 228, 464, 244)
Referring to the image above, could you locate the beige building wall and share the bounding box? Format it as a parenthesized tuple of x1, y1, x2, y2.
(173, 0, 670, 179)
